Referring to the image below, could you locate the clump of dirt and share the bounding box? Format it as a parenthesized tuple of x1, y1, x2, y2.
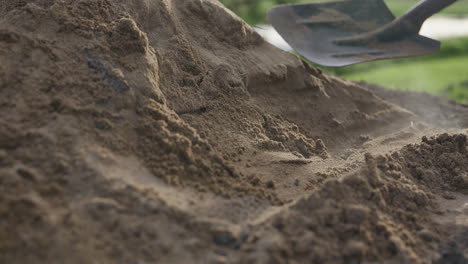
(239, 133, 468, 264)
(0, 1, 467, 264)
(401, 133, 468, 193)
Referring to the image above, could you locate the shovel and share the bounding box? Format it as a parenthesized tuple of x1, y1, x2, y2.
(268, 0, 458, 67)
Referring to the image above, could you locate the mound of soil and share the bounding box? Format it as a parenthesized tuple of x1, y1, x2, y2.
(0, 1, 467, 263)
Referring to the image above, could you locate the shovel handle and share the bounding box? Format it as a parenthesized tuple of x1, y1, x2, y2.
(402, 0, 458, 29)
(380, 0, 459, 39)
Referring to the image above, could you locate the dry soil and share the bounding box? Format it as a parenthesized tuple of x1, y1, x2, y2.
(0, 1, 467, 263)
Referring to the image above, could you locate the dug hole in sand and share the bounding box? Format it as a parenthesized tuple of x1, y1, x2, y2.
(0, 0, 467, 263)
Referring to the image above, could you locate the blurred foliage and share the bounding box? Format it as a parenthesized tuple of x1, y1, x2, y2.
(218, 0, 300, 24)
(316, 37, 468, 104)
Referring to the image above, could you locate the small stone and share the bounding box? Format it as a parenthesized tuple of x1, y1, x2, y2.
(442, 192, 456, 200)
(460, 173, 468, 188)
(250, 177, 260, 186)
(344, 241, 366, 259)
(238, 147, 245, 154)
(208, 254, 228, 264)
(418, 229, 435, 242)
(212, 230, 237, 248)
(87, 197, 124, 212)
(110, 67, 125, 79)
(462, 203, 468, 215)
(95, 119, 112, 130)
(266, 180, 275, 189)
(315, 139, 326, 151)
(359, 135, 371, 142)
(16, 168, 37, 182)
(294, 179, 300, 186)
(0, 150, 7, 161)
(49, 98, 63, 112)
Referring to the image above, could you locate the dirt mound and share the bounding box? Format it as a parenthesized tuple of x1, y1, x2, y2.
(0, 1, 467, 264)
(239, 133, 468, 264)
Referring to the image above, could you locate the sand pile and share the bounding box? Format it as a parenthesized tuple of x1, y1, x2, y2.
(0, 0, 467, 263)
(239, 134, 468, 264)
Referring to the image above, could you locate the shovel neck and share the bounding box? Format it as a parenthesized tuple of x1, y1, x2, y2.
(398, 0, 458, 29)
(334, 0, 457, 45)
(373, 0, 458, 41)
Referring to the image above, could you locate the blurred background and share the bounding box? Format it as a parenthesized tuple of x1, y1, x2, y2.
(219, 0, 468, 103)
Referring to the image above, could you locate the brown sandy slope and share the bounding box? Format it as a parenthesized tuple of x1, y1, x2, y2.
(0, 1, 467, 263)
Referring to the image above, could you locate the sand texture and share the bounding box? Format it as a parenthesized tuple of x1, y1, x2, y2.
(0, 0, 467, 263)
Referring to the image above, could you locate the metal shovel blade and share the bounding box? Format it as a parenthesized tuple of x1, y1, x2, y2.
(267, 0, 440, 67)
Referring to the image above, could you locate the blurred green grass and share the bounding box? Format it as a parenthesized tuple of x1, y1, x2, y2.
(339, 55, 468, 103)
(312, 37, 468, 104)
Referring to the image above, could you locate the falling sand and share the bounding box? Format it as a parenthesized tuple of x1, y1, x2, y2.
(0, 1, 467, 263)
